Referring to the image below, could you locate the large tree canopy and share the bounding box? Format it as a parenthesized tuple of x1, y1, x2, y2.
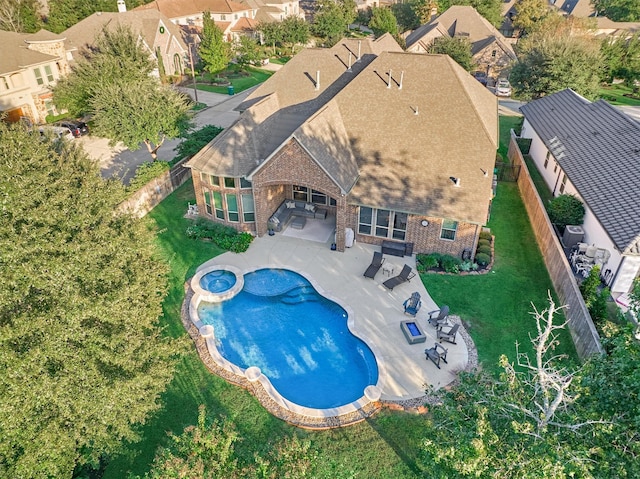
(601, 32, 640, 85)
(593, 0, 640, 22)
(510, 25, 603, 100)
(369, 6, 399, 38)
(53, 26, 191, 159)
(199, 10, 231, 74)
(0, 124, 179, 478)
(312, 0, 351, 47)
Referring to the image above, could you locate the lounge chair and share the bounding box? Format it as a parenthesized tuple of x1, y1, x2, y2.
(403, 292, 422, 316)
(383, 264, 415, 290)
(363, 251, 385, 279)
(437, 323, 460, 344)
(427, 305, 450, 328)
(424, 343, 448, 369)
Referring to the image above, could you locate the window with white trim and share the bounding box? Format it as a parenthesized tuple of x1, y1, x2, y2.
(33, 67, 44, 85)
(440, 219, 458, 240)
(226, 194, 239, 222)
(44, 65, 54, 83)
(224, 177, 236, 188)
(544, 151, 550, 169)
(358, 207, 407, 240)
(212, 191, 224, 219)
(240, 177, 252, 188)
(292, 185, 336, 205)
(559, 174, 567, 194)
(241, 194, 255, 222)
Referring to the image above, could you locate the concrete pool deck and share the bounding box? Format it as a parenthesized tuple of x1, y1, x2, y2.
(193, 233, 473, 406)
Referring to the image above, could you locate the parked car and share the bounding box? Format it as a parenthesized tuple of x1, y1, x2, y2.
(54, 119, 89, 137)
(39, 125, 75, 141)
(495, 78, 512, 97)
(472, 71, 488, 86)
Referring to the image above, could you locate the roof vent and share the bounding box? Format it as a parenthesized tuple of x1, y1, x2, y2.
(449, 176, 460, 187)
(387, 69, 392, 89)
(315, 70, 320, 91)
(347, 52, 352, 72)
(399, 71, 404, 90)
(357, 40, 361, 62)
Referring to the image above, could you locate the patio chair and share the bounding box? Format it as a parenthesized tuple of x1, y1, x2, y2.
(383, 264, 415, 290)
(424, 343, 448, 369)
(363, 251, 385, 279)
(437, 323, 460, 344)
(427, 305, 450, 328)
(403, 292, 422, 317)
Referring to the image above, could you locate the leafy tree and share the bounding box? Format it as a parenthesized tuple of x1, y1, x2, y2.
(0, 0, 41, 32)
(199, 10, 231, 74)
(428, 36, 474, 71)
(234, 35, 263, 69)
(0, 123, 179, 478)
(510, 29, 603, 100)
(433, 0, 503, 27)
(45, 0, 147, 33)
(258, 20, 284, 54)
(313, 0, 350, 47)
(340, 0, 357, 25)
(593, 0, 640, 22)
(410, 0, 438, 24)
(579, 265, 609, 322)
(601, 32, 640, 86)
(512, 0, 550, 33)
(53, 26, 190, 160)
(91, 80, 190, 158)
(369, 6, 398, 38)
(547, 194, 585, 229)
(279, 15, 310, 53)
(392, 2, 420, 33)
(175, 125, 225, 162)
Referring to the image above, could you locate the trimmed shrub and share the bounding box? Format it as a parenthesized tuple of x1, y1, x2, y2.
(459, 260, 478, 272)
(186, 220, 253, 253)
(440, 255, 462, 273)
(417, 253, 440, 271)
(475, 252, 490, 266)
(548, 194, 585, 229)
(127, 161, 171, 192)
(479, 231, 492, 241)
(477, 245, 492, 256)
(477, 239, 491, 248)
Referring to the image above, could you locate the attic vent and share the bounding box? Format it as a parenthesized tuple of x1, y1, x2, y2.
(357, 40, 361, 62)
(347, 52, 352, 72)
(387, 69, 392, 89)
(633, 148, 640, 154)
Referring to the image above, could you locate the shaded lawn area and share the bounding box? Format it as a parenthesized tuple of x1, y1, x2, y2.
(196, 67, 273, 94)
(524, 155, 553, 206)
(103, 180, 428, 479)
(598, 84, 640, 106)
(498, 115, 522, 161)
(424, 181, 578, 371)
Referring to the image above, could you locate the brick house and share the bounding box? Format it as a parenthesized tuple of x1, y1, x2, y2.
(187, 35, 498, 255)
(405, 6, 517, 80)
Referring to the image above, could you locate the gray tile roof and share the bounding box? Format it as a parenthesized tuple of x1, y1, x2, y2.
(188, 37, 498, 225)
(520, 89, 640, 254)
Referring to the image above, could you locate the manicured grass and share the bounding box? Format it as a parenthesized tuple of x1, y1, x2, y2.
(425, 182, 578, 370)
(598, 84, 640, 106)
(102, 180, 428, 478)
(196, 67, 274, 94)
(524, 155, 553, 206)
(498, 115, 522, 161)
(269, 56, 291, 65)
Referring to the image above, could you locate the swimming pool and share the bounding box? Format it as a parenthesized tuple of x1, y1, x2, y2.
(196, 268, 379, 410)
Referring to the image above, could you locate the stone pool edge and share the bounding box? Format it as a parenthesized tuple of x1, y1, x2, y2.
(187, 263, 385, 427)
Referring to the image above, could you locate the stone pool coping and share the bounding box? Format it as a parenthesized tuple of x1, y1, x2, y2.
(183, 262, 479, 428)
(188, 263, 387, 421)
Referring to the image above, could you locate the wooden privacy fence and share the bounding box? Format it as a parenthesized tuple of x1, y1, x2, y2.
(508, 130, 603, 360)
(119, 157, 192, 218)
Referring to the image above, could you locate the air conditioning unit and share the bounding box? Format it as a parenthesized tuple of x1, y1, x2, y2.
(562, 225, 584, 249)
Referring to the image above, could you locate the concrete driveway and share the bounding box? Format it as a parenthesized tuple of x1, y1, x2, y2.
(79, 87, 257, 184)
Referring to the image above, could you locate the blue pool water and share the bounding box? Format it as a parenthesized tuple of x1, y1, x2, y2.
(200, 270, 236, 293)
(197, 269, 378, 409)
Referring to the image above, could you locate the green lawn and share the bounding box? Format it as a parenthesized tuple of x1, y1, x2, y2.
(196, 67, 274, 94)
(598, 84, 640, 106)
(498, 115, 522, 161)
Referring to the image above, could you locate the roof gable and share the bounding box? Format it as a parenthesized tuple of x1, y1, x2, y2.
(520, 89, 640, 252)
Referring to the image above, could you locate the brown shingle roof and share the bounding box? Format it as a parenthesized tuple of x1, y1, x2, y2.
(188, 38, 497, 224)
(0, 30, 60, 75)
(134, 0, 251, 17)
(61, 10, 187, 53)
(406, 6, 516, 61)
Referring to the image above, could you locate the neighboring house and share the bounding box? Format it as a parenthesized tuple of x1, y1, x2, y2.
(405, 6, 517, 79)
(62, 5, 188, 77)
(0, 29, 69, 125)
(186, 35, 498, 255)
(520, 89, 640, 296)
(134, 0, 304, 41)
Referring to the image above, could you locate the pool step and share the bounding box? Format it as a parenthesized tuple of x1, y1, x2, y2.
(281, 286, 318, 305)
